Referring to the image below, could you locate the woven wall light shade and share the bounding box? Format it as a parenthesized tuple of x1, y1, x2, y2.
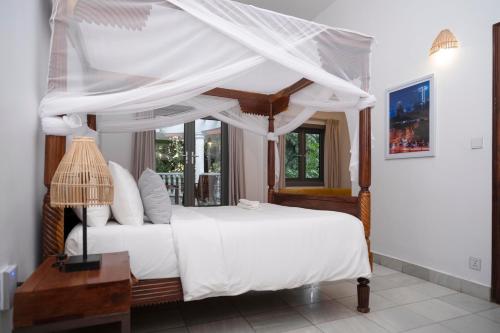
(51, 137, 113, 207)
(430, 29, 459, 55)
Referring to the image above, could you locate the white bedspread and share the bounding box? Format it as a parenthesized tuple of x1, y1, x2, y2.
(170, 203, 371, 301)
(65, 222, 180, 279)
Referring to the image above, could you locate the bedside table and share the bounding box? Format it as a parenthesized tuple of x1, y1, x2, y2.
(13, 252, 131, 333)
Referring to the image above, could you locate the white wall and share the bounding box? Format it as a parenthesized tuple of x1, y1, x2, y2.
(100, 132, 133, 171)
(316, 0, 500, 287)
(0, 0, 51, 330)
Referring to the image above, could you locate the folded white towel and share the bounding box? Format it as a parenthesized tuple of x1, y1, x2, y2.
(239, 199, 260, 208)
(237, 202, 260, 210)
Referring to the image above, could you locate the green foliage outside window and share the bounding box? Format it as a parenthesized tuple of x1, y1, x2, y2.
(156, 137, 184, 173)
(285, 132, 299, 178)
(285, 128, 323, 183)
(305, 133, 320, 179)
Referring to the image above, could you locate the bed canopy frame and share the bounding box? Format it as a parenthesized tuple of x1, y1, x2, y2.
(41, 0, 373, 308)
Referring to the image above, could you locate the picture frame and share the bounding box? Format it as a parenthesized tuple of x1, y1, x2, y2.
(385, 74, 436, 159)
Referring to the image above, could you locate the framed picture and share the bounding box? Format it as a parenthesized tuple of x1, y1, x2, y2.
(385, 74, 435, 159)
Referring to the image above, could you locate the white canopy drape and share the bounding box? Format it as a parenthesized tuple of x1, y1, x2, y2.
(41, 0, 375, 182)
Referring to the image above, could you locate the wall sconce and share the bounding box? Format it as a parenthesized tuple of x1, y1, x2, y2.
(430, 29, 459, 66)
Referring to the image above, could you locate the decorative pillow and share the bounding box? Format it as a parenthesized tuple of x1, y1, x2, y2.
(138, 168, 172, 224)
(73, 206, 110, 227)
(108, 161, 144, 226)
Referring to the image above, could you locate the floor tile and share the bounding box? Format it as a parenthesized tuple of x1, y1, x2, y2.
(375, 286, 432, 305)
(337, 293, 396, 312)
(404, 323, 457, 333)
(403, 263, 431, 281)
(369, 273, 423, 292)
(439, 293, 497, 313)
(407, 282, 457, 298)
(233, 292, 290, 316)
(403, 299, 469, 322)
(320, 281, 358, 299)
(282, 326, 322, 333)
(461, 280, 491, 301)
(188, 317, 254, 333)
(180, 297, 240, 326)
(373, 264, 399, 277)
(477, 307, 500, 323)
(441, 314, 500, 333)
(245, 308, 311, 333)
(317, 316, 389, 333)
(428, 272, 462, 291)
(160, 328, 190, 333)
(365, 307, 433, 333)
(279, 286, 331, 306)
(132, 308, 185, 333)
(294, 300, 357, 325)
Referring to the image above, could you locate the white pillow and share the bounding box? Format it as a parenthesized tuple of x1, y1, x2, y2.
(73, 206, 110, 227)
(108, 161, 144, 226)
(138, 168, 172, 224)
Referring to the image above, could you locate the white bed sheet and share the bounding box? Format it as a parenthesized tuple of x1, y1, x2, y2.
(65, 221, 180, 279)
(170, 204, 371, 301)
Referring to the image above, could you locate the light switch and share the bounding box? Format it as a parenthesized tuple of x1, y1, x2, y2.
(471, 137, 484, 149)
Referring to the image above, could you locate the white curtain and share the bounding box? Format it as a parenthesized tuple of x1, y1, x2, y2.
(228, 125, 246, 205)
(324, 120, 341, 188)
(132, 131, 156, 180)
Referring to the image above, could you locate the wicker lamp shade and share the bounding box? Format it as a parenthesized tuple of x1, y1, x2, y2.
(429, 29, 459, 55)
(51, 137, 114, 208)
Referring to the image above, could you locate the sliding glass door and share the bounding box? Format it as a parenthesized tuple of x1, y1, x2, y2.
(155, 119, 228, 206)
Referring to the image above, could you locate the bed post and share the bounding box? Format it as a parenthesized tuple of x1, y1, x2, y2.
(41, 0, 70, 258)
(267, 111, 275, 203)
(357, 107, 371, 313)
(358, 107, 372, 266)
(42, 135, 66, 258)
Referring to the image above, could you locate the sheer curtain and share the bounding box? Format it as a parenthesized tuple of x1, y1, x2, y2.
(324, 119, 341, 188)
(132, 131, 156, 180)
(228, 125, 246, 205)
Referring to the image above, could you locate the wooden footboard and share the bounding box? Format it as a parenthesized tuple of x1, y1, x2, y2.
(271, 192, 359, 217)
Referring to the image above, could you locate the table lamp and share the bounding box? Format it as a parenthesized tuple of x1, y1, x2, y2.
(50, 137, 114, 272)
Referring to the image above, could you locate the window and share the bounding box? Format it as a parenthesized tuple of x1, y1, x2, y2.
(285, 126, 324, 186)
(155, 119, 228, 206)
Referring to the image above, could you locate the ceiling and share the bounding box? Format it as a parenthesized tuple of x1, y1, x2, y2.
(236, 0, 335, 20)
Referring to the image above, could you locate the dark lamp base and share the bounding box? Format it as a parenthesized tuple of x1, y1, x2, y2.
(64, 254, 102, 272)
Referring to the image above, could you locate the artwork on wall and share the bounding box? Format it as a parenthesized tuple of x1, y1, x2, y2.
(385, 74, 435, 159)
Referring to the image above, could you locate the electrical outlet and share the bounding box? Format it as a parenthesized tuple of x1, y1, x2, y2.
(0, 265, 17, 310)
(469, 257, 482, 271)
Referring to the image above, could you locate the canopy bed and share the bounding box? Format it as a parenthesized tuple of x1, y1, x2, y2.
(40, 0, 375, 311)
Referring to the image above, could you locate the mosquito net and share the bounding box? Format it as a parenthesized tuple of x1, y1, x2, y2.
(40, 0, 376, 181)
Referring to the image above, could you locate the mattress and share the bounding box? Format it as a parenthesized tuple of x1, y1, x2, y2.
(65, 221, 180, 279)
(65, 203, 370, 295)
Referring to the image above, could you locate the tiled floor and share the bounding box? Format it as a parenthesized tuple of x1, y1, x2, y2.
(72, 264, 500, 333)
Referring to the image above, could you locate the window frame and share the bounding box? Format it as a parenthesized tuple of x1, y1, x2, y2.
(285, 124, 325, 187)
(154, 117, 229, 206)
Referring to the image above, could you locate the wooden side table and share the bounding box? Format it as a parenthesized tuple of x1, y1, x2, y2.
(13, 252, 131, 333)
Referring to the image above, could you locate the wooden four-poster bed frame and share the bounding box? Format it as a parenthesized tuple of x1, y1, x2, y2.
(41, 1, 372, 310)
